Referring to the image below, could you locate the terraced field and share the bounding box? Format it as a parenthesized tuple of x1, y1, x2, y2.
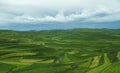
(0, 29, 120, 73)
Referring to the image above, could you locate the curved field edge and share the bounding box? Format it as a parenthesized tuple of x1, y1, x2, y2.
(0, 29, 119, 73)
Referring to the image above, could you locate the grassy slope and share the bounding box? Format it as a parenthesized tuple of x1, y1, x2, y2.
(0, 29, 119, 73)
(102, 62, 120, 73)
(0, 63, 16, 73)
(87, 53, 111, 73)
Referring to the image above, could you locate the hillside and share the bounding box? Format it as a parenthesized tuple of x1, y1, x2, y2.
(0, 29, 120, 73)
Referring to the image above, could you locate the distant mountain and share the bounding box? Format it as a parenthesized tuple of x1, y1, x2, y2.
(0, 21, 120, 31)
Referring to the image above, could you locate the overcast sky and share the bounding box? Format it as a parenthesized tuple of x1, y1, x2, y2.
(0, 0, 120, 30)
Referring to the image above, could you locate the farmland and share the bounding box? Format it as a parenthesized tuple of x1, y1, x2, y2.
(0, 29, 120, 73)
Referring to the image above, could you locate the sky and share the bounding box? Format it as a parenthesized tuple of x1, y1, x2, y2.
(0, 0, 120, 30)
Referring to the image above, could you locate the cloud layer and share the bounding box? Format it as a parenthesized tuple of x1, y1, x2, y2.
(0, 0, 120, 24)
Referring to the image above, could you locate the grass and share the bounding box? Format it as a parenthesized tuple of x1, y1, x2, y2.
(0, 29, 119, 73)
(0, 63, 16, 73)
(87, 53, 111, 73)
(102, 62, 120, 73)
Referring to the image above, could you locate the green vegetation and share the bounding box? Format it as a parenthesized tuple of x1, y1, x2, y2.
(0, 29, 120, 73)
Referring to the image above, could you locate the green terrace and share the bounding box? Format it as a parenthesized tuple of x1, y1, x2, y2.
(0, 29, 120, 73)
